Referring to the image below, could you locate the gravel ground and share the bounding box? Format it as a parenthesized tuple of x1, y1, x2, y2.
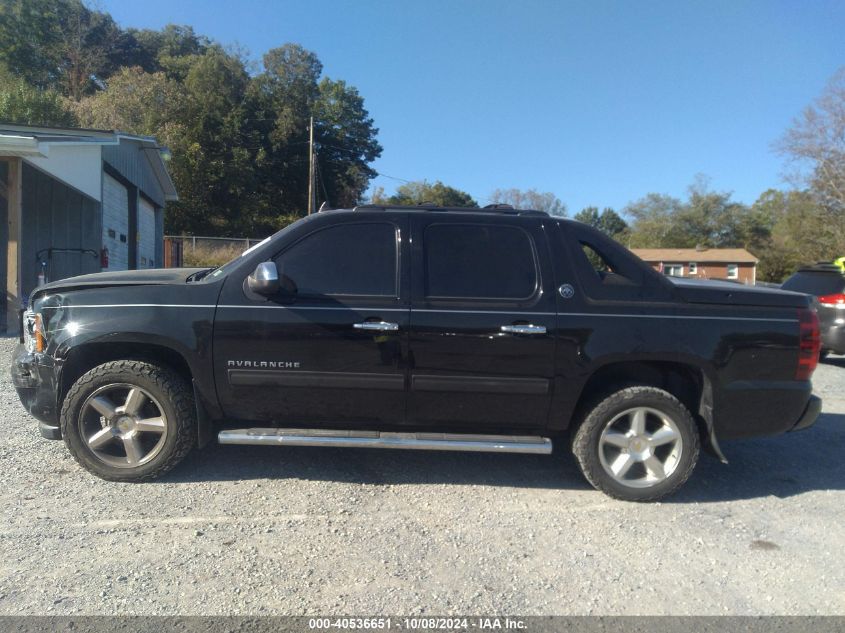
(0, 336, 843, 616)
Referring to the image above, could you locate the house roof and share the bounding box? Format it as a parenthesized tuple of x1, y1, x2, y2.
(630, 248, 759, 264)
(0, 122, 177, 201)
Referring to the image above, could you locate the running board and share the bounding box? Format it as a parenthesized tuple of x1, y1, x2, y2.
(217, 428, 552, 455)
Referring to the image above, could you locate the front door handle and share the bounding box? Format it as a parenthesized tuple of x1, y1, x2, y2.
(500, 324, 547, 335)
(354, 321, 399, 332)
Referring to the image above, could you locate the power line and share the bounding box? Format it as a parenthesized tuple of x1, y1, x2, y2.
(374, 172, 411, 184)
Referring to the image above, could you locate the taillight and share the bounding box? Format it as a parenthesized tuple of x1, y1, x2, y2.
(796, 308, 820, 380)
(818, 293, 845, 308)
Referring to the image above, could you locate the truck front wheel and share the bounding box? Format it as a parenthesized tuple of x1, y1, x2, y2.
(572, 386, 700, 502)
(60, 360, 196, 481)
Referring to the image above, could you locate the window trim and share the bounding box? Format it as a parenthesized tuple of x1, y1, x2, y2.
(726, 263, 739, 280)
(688, 262, 697, 275)
(665, 264, 684, 277)
(271, 221, 401, 299)
(422, 222, 542, 302)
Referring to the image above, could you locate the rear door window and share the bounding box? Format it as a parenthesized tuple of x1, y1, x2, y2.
(424, 224, 538, 300)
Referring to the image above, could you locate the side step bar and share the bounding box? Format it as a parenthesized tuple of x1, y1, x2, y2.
(218, 428, 553, 455)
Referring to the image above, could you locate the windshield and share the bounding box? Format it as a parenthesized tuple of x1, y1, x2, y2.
(782, 272, 845, 296)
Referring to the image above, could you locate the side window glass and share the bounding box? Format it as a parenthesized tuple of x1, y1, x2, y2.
(273, 223, 397, 297)
(578, 239, 635, 286)
(424, 224, 538, 300)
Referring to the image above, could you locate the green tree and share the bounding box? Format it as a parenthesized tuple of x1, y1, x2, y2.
(488, 188, 566, 216)
(0, 0, 121, 99)
(751, 188, 844, 281)
(574, 206, 628, 238)
(374, 180, 477, 207)
(624, 193, 687, 248)
(109, 25, 210, 76)
(313, 78, 381, 208)
(625, 179, 771, 253)
(246, 44, 381, 227)
(0, 67, 76, 126)
(71, 66, 185, 136)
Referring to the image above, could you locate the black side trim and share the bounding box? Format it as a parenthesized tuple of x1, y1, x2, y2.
(411, 374, 549, 395)
(228, 369, 405, 391)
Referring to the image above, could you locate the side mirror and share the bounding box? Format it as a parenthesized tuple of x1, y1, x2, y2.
(247, 262, 280, 295)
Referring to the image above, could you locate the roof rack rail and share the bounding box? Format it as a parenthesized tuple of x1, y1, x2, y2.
(351, 204, 548, 217)
(483, 204, 515, 210)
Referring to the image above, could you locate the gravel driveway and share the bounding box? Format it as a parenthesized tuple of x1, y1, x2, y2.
(1, 336, 843, 616)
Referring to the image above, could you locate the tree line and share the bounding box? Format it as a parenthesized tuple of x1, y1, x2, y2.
(0, 1, 843, 281)
(0, 0, 381, 236)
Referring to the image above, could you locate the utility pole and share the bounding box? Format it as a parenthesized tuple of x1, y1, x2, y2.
(307, 116, 316, 215)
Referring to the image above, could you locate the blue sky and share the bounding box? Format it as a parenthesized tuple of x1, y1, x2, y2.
(99, 0, 844, 214)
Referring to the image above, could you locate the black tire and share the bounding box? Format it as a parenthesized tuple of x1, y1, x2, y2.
(60, 360, 196, 482)
(572, 386, 700, 502)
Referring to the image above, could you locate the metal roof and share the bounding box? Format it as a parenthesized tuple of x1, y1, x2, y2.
(0, 122, 177, 201)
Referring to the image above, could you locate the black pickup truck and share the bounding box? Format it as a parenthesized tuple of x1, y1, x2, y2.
(11, 205, 823, 501)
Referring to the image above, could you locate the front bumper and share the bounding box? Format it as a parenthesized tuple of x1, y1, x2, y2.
(790, 394, 822, 432)
(11, 344, 62, 438)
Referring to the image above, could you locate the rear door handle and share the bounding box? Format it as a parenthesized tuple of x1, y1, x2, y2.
(500, 324, 547, 335)
(354, 321, 399, 332)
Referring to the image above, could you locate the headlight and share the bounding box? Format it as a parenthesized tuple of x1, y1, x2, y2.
(23, 311, 45, 353)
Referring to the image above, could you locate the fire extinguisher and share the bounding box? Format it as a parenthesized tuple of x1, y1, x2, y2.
(36, 260, 47, 286)
(100, 247, 109, 269)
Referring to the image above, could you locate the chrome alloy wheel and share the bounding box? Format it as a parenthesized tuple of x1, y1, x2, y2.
(78, 383, 169, 468)
(598, 406, 683, 488)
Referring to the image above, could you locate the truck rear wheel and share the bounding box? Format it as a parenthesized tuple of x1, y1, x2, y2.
(572, 386, 700, 502)
(60, 360, 196, 482)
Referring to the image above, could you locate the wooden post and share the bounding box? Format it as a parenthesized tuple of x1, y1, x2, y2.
(5, 158, 21, 333)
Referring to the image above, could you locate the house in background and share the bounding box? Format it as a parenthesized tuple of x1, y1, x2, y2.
(0, 123, 177, 333)
(630, 247, 758, 284)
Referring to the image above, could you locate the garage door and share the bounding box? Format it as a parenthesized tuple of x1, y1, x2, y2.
(102, 173, 128, 271)
(138, 197, 156, 268)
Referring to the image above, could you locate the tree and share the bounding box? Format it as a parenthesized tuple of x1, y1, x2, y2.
(3, 5, 384, 238)
(574, 206, 627, 238)
(71, 66, 185, 137)
(624, 193, 687, 248)
(374, 180, 477, 207)
(0, 0, 121, 99)
(247, 44, 382, 227)
(777, 67, 845, 215)
(751, 188, 844, 281)
(488, 188, 566, 216)
(109, 25, 210, 76)
(624, 178, 771, 252)
(0, 68, 76, 126)
(313, 78, 381, 208)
